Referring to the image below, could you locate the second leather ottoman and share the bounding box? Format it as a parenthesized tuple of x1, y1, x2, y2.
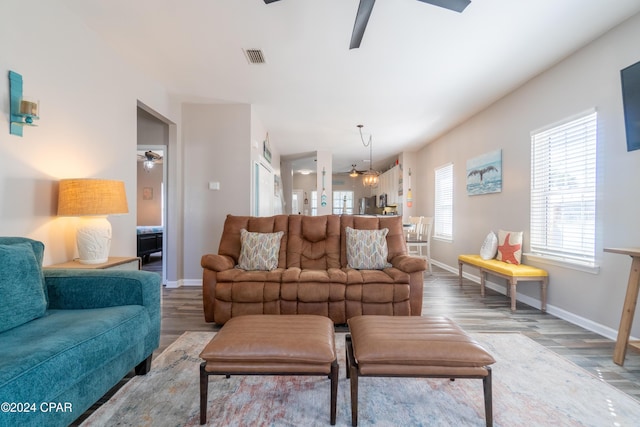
(346, 315, 496, 426)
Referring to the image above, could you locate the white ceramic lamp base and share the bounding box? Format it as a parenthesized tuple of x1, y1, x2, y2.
(76, 216, 112, 264)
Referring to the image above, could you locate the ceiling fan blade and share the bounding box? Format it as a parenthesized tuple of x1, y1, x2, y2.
(263, 0, 281, 4)
(416, 0, 471, 13)
(350, 0, 376, 49)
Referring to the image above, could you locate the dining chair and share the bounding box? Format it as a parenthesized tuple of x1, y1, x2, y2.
(406, 217, 433, 274)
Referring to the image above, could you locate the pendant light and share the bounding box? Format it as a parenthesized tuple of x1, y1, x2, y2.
(358, 125, 379, 187)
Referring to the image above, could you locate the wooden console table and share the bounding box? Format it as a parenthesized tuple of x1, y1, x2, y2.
(45, 256, 141, 271)
(603, 247, 640, 366)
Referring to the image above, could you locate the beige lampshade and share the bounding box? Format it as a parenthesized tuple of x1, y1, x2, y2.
(58, 179, 129, 216)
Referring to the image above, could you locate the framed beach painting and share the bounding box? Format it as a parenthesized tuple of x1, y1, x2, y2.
(466, 149, 502, 196)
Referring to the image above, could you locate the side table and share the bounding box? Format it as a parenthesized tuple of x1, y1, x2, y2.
(44, 256, 141, 271)
(603, 247, 640, 366)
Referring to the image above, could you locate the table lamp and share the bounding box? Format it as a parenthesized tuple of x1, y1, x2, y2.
(58, 178, 129, 264)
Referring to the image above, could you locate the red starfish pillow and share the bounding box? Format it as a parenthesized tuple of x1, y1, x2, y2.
(496, 230, 523, 265)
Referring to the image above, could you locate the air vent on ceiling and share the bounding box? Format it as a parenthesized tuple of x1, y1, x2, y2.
(244, 49, 266, 64)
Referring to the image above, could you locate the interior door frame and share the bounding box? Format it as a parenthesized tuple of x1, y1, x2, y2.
(138, 144, 167, 281)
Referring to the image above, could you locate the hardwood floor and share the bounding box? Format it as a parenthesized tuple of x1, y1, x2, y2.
(74, 262, 640, 425)
(158, 265, 640, 400)
(422, 266, 640, 400)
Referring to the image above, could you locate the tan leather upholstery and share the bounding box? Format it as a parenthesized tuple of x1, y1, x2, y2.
(347, 315, 495, 376)
(202, 214, 427, 324)
(345, 315, 496, 427)
(199, 314, 339, 425)
(200, 315, 336, 373)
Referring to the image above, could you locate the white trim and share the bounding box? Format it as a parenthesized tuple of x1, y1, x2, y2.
(163, 278, 202, 288)
(182, 279, 202, 287)
(436, 258, 637, 342)
(530, 107, 597, 136)
(523, 253, 600, 274)
(164, 280, 180, 289)
(433, 236, 453, 244)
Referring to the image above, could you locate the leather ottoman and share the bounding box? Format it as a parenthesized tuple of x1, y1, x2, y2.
(346, 315, 496, 426)
(199, 314, 338, 425)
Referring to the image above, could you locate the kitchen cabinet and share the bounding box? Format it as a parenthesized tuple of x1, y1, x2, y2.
(375, 165, 400, 206)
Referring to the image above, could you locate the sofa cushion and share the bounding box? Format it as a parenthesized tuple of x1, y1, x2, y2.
(0, 242, 47, 333)
(218, 215, 289, 268)
(344, 267, 409, 285)
(0, 306, 150, 406)
(287, 215, 341, 270)
(345, 227, 392, 270)
(217, 267, 284, 283)
(282, 267, 347, 284)
(237, 229, 284, 271)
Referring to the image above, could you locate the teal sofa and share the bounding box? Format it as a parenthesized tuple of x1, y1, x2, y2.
(0, 237, 161, 427)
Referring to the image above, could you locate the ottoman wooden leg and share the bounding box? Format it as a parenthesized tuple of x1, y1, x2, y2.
(330, 360, 338, 425)
(345, 335, 351, 379)
(483, 367, 493, 427)
(200, 362, 208, 425)
(346, 336, 359, 426)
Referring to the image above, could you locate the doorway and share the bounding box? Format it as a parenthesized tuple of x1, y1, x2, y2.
(292, 189, 303, 215)
(137, 106, 169, 283)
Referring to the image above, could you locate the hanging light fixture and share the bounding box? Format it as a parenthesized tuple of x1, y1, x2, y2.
(358, 125, 379, 187)
(141, 150, 163, 173)
(143, 159, 154, 172)
(143, 151, 155, 172)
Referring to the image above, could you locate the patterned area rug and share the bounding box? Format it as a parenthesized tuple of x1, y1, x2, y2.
(82, 331, 640, 427)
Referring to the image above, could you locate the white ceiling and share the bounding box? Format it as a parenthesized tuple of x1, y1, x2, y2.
(63, 0, 640, 174)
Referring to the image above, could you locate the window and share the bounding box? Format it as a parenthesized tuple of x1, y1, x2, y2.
(332, 191, 354, 214)
(434, 163, 453, 241)
(310, 191, 318, 216)
(530, 110, 597, 266)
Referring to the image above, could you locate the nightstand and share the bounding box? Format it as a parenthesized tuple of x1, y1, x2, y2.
(44, 256, 141, 271)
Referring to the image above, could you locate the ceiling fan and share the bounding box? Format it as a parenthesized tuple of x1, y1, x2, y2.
(348, 164, 366, 177)
(137, 151, 163, 162)
(263, 0, 471, 49)
(137, 151, 163, 172)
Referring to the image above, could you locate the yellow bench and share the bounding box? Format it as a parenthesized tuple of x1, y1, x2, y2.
(458, 254, 548, 312)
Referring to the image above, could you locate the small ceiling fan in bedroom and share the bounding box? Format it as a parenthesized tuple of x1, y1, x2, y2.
(263, 0, 471, 49)
(137, 150, 163, 172)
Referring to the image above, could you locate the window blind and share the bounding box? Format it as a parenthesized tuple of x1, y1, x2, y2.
(434, 163, 453, 240)
(530, 110, 597, 265)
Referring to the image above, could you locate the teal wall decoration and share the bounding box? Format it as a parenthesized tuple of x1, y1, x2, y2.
(9, 70, 39, 136)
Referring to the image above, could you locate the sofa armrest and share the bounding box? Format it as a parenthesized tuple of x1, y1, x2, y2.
(44, 269, 161, 311)
(391, 254, 427, 273)
(201, 253, 235, 272)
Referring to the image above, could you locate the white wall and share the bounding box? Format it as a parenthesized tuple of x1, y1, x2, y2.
(0, 1, 176, 265)
(181, 103, 252, 281)
(250, 109, 282, 216)
(416, 13, 640, 339)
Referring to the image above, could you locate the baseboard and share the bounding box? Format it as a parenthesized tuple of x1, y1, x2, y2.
(434, 259, 630, 342)
(164, 279, 202, 289)
(182, 279, 202, 287)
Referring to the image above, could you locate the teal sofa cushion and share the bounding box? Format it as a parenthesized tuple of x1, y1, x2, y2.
(0, 242, 47, 333)
(0, 306, 151, 427)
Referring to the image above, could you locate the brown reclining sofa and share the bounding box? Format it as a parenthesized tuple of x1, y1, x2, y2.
(201, 214, 427, 324)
